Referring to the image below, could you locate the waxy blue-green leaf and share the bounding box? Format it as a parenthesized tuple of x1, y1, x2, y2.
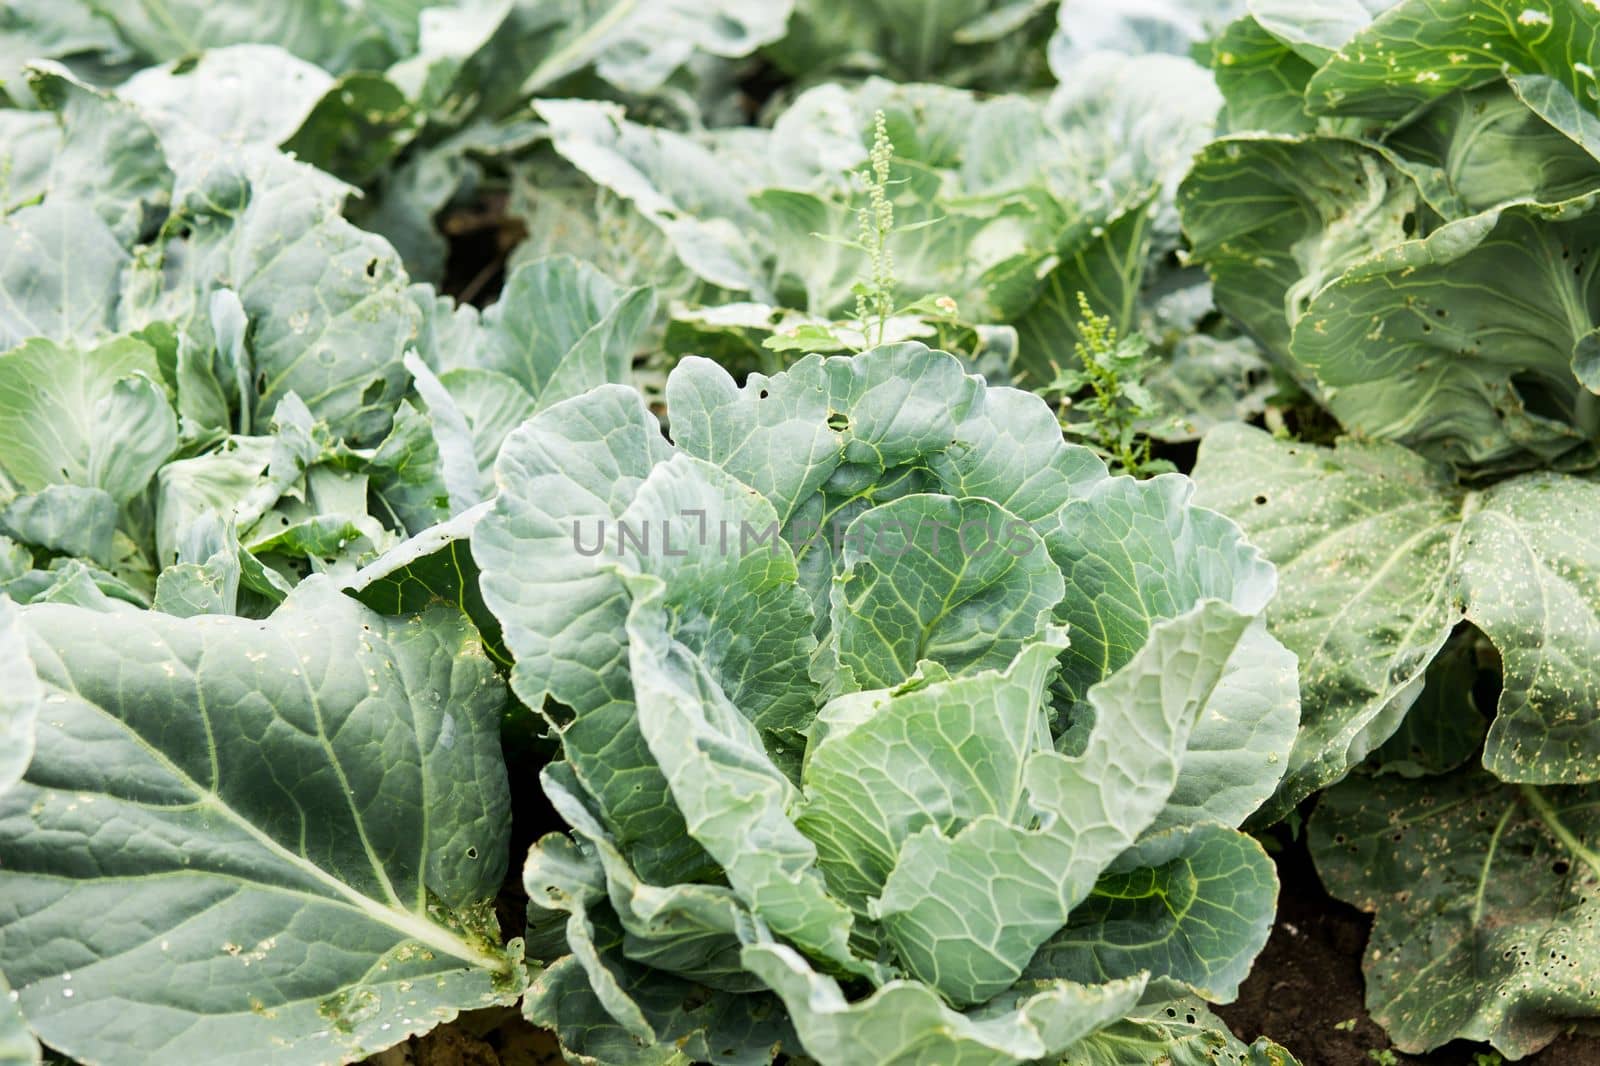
(627, 585, 866, 977)
(1062, 998, 1300, 1064)
(871, 598, 1255, 1005)
(744, 937, 1145, 1066)
(536, 99, 772, 298)
(1245, 0, 1390, 63)
(1306, 0, 1600, 166)
(151, 514, 243, 618)
(88, 0, 398, 72)
(799, 637, 1069, 920)
(823, 494, 1062, 694)
(120, 151, 417, 443)
(0, 486, 117, 568)
(119, 45, 333, 152)
(0, 596, 38, 797)
(1295, 194, 1600, 471)
(0, 1, 125, 100)
(1049, 472, 1278, 710)
(20, 64, 171, 244)
(1193, 425, 1461, 814)
(0, 580, 521, 1066)
(1198, 423, 1600, 796)
(433, 369, 536, 486)
(771, 0, 1054, 88)
(1386, 84, 1600, 212)
(1027, 824, 1278, 1001)
(461, 255, 654, 409)
(523, 0, 794, 95)
(1178, 134, 1426, 386)
(0, 203, 125, 352)
(0, 971, 37, 1066)
(0, 335, 176, 506)
(471, 388, 692, 878)
(534, 762, 763, 994)
(1159, 619, 1300, 830)
(1207, 15, 1322, 135)
(1312, 771, 1600, 1058)
(398, 256, 650, 503)
(476, 396, 818, 883)
(345, 503, 510, 670)
(1049, 0, 1242, 70)
(117, 44, 418, 190)
(525, 765, 794, 1063)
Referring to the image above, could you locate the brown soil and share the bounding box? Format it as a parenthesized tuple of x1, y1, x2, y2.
(1218, 833, 1600, 1066)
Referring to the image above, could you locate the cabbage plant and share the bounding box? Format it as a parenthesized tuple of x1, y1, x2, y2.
(1177, 0, 1600, 1055)
(470, 343, 1299, 1064)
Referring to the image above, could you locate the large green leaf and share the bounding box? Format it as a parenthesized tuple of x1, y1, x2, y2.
(1208, 15, 1322, 135)
(0, 1, 125, 99)
(1386, 84, 1600, 212)
(20, 64, 171, 244)
(823, 494, 1062, 694)
(120, 152, 417, 443)
(517, 0, 794, 95)
(525, 765, 792, 1061)
(1048, 472, 1278, 708)
(0, 203, 126, 352)
(1027, 824, 1278, 1001)
(1306, 0, 1600, 165)
(1456, 472, 1600, 782)
(471, 388, 690, 877)
(1295, 194, 1600, 471)
(1312, 770, 1600, 1058)
(0, 972, 37, 1066)
(454, 255, 655, 409)
(1050, 0, 1242, 68)
(770, 0, 1054, 88)
(115, 44, 417, 189)
(1246, 0, 1390, 63)
(151, 513, 243, 618)
(1193, 424, 1461, 815)
(345, 502, 508, 667)
(0, 597, 38, 797)
(868, 599, 1254, 1005)
(1183, 8, 1600, 470)
(799, 637, 1070, 920)
(0, 486, 118, 570)
(1198, 423, 1600, 797)
(87, 0, 396, 71)
(627, 585, 866, 977)
(0, 335, 177, 505)
(0, 580, 522, 1065)
(1179, 134, 1424, 384)
(743, 938, 1146, 1066)
(536, 99, 771, 298)
(1062, 997, 1300, 1064)
(1159, 619, 1300, 830)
